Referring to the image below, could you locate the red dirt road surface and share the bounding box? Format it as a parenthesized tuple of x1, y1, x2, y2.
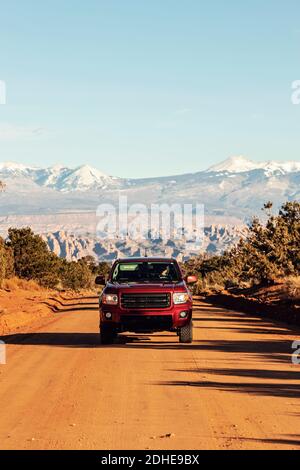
(0, 296, 299, 450)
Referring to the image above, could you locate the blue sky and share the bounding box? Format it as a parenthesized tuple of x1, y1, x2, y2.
(0, 0, 299, 177)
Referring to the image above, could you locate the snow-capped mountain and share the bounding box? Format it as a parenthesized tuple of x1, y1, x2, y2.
(34, 164, 119, 192)
(0, 162, 120, 192)
(56, 165, 116, 192)
(207, 156, 300, 175)
(207, 156, 260, 173)
(0, 161, 38, 175)
(1, 156, 300, 194)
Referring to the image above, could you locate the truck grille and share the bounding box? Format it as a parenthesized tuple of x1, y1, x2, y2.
(121, 293, 171, 309)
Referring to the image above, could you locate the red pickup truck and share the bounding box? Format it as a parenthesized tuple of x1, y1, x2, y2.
(95, 257, 197, 344)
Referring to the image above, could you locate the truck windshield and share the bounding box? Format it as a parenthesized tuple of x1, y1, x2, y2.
(112, 261, 181, 284)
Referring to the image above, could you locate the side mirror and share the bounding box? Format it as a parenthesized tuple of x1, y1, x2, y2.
(186, 275, 198, 285)
(95, 276, 106, 285)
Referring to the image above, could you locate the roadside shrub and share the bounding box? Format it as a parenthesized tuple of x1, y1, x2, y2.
(79, 257, 111, 278)
(0, 236, 14, 287)
(61, 259, 93, 291)
(285, 276, 300, 300)
(6, 228, 62, 288)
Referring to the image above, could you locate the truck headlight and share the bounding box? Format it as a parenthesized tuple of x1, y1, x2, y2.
(173, 293, 189, 305)
(102, 294, 118, 305)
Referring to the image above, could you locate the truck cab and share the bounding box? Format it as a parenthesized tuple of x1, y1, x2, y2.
(96, 257, 197, 344)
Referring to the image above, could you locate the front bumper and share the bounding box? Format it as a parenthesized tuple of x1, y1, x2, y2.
(100, 303, 192, 332)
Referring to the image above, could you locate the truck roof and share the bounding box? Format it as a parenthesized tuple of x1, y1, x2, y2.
(115, 257, 178, 263)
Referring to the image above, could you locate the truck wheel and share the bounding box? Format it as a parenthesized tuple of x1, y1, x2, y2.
(179, 321, 193, 344)
(100, 324, 117, 345)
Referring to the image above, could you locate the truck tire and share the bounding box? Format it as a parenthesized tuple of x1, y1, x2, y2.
(179, 321, 193, 344)
(100, 324, 117, 345)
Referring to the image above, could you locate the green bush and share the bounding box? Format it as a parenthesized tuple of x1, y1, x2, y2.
(7, 228, 61, 288)
(0, 236, 14, 287)
(61, 259, 93, 291)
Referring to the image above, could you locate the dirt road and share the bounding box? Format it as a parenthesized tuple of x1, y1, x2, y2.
(0, 296, 299, 450)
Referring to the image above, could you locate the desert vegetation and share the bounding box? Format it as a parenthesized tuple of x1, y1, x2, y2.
(183, 201, 300, 296)
(0, 227, 111, 290)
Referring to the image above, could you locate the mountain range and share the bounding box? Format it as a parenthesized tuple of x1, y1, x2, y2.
(0, 156, 299, 219)
(1, 156, 300, 193)
(0, 156, 299, 260)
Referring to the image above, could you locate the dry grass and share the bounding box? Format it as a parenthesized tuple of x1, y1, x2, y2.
(1, 277, 42, 292)
(285, 276, 300, 300)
